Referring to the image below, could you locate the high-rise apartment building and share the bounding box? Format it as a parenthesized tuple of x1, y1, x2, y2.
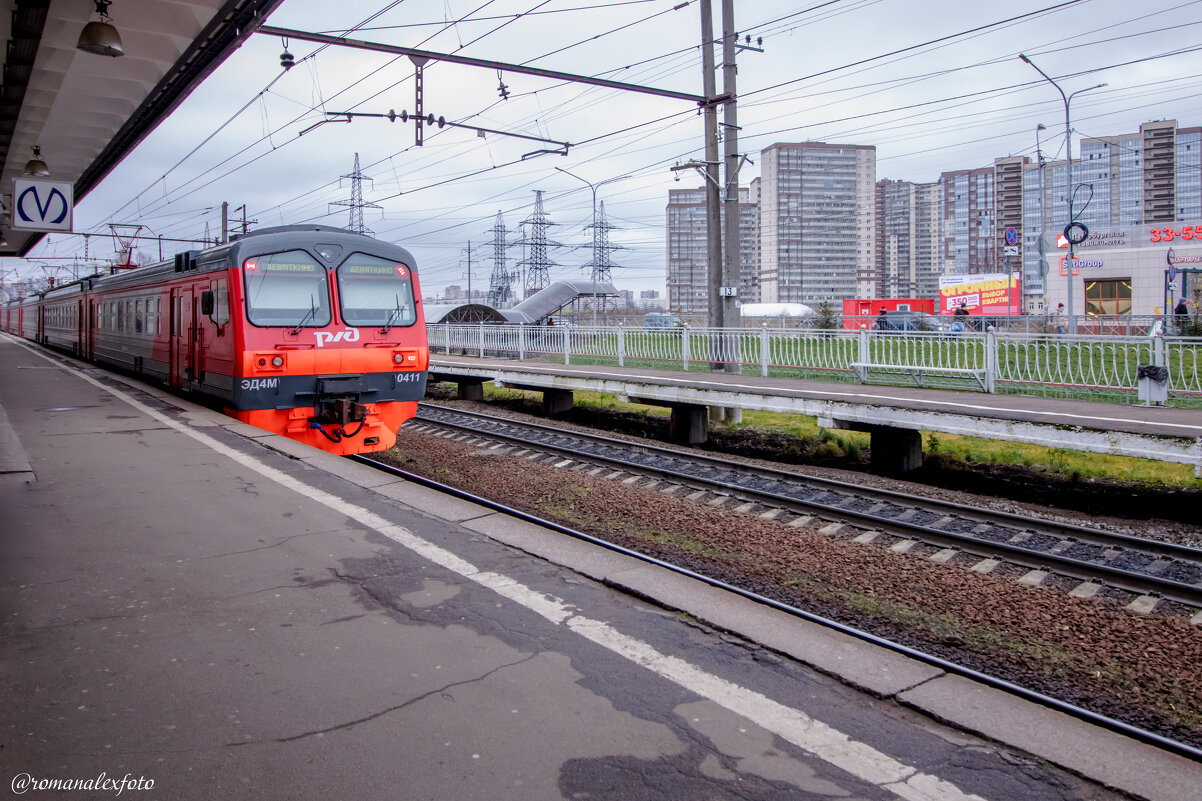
(1029, 120, 1202, 233)
(759, 142, 876, 303)
(1021, 119, 1201, 308)
(665, 186, 759, 314)
(940, 166, 996, 276)
(662, 120, 1198, 316)
(874, 179, 943, 299)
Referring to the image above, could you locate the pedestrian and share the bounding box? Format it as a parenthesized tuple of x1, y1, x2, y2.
(1054, 302, 1066, 335)
(1175, 297, 1189, 334)
(875, 308, 888, 330)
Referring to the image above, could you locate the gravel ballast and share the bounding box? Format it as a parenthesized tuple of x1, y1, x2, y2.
(382, 397, 1202, 748)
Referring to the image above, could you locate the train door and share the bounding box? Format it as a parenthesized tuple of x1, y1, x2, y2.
(190, 287, 204, 388)
(76, 300, 85, 357)
(169, 287, 195, 390)
(89, 299, 99, 360)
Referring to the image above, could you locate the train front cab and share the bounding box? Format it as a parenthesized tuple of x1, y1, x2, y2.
(222, 239, 428, 456)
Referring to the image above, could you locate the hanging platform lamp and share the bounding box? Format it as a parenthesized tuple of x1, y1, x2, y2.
(77, 0, 124, 57)
(23, 146, 49, 177)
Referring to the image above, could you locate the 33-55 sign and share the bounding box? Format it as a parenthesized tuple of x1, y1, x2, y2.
(11, 178, 74, 232)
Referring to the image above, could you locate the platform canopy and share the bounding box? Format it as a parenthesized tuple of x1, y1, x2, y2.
(0, 0, 285, 257)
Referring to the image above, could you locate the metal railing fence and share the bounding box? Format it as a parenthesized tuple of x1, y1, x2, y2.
(428, 322, 1202, 407)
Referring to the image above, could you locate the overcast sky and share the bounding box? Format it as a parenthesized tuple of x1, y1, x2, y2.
(14, 0, 1202, 296)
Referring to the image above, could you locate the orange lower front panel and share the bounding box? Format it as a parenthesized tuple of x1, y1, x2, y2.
(228, 401, 417, 456)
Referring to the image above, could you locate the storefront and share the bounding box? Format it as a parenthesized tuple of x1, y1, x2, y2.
(1041, 224, 1202, 316)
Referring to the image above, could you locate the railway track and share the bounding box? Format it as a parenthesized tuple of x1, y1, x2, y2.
(353, 415, 1202, 763)
(409, 403, 1202, 611)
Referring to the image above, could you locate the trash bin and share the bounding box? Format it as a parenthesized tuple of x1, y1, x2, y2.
(1137, 365, 1169, 406)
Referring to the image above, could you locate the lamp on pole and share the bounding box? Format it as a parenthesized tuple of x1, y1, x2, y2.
(1035, 123, 1047, 313)
(1019, 53, 1105, 334)
(555, 167, 630, 325)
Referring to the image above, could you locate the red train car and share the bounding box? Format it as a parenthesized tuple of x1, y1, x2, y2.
(3, 225, 428, 455)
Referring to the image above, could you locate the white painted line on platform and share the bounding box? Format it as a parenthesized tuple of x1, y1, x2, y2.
(35, 344, 987, 801)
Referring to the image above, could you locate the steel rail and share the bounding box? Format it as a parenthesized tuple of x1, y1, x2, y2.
(349, 453, 1202, 763)
(412, 404, 1202, 607)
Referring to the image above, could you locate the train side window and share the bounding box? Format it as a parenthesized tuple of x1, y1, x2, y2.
(214, 279, 229, 326)
(135, 299, 144, 334)
(117, 301, 124, 332)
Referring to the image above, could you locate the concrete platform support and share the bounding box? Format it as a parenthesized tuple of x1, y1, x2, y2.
(669, 403, 708, 445)
(457, 380, 485, 401)
(542, 388, 574, 416)
(867, 425, 923, 473)
(709, 406, 743, 426)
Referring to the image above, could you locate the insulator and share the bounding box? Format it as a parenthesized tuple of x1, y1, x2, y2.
(280, 51, 295, 70)
(437, 116, 445, 128)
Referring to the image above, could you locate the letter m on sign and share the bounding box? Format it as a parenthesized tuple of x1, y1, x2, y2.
(12, 178, 74, 232)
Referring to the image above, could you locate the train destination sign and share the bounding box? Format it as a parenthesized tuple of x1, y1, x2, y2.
(245, 260, 319, 273)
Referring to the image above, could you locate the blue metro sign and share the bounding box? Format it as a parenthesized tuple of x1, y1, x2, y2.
(11, 178, 74, 232)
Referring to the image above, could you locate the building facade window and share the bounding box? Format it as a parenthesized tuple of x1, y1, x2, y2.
(1084, 278, 1132, 315)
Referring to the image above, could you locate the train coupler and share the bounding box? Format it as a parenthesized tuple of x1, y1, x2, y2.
(312, 397, 368, 427)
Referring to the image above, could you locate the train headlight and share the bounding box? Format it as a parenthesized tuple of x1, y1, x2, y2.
(393, 353, 405, 365)
(254, 352, 286, 371)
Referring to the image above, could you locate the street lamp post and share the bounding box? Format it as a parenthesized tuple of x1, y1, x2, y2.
(1036, 123, 1047, 313)
(556, 166, 630, 326)
(1019, 53, 1105, 334)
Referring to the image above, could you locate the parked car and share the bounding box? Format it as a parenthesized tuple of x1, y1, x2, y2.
(875, 311, 953, 332)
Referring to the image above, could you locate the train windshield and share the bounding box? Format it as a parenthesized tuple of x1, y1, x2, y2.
(337, 254, 416, 329)
(243, 251, 332, 328)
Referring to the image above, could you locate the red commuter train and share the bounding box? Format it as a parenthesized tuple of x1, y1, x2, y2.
(1, 225, 428, 455)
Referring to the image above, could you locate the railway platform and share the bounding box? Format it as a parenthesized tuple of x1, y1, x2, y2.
(427, 355, 1202, 475)
(1, 333, 1199, 801)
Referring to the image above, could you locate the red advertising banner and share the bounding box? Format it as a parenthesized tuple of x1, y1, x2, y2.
(938, 273, 1021, 315)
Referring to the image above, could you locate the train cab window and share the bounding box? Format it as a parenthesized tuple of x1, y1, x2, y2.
(336, 254, 416, 328)
(243, 251, 331, 328)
